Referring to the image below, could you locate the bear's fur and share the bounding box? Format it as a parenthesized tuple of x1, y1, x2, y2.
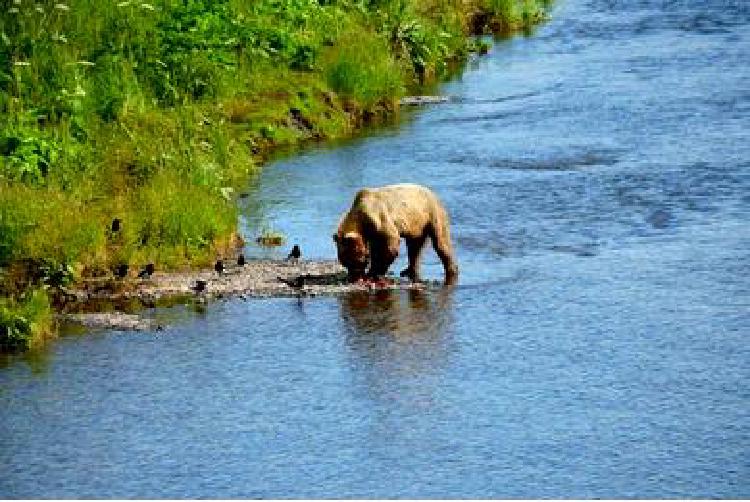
(333, 183, 458, 284)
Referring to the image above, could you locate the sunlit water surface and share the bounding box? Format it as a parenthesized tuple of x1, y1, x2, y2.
(2, 0, 749, 498)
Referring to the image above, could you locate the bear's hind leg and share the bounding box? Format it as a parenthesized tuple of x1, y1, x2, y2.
(430, 222, 459, 285)
(400, 236, 426, 282)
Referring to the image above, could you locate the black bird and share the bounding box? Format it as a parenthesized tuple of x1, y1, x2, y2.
(237, 254, 246, 267)
(111, 218, 121, 233)
(138, 263, 155, 279)
(114, 263, 129, 279)
(214, 260, 225, 274)
(287, 244, 301, 262)
(192, 280, 208, 293)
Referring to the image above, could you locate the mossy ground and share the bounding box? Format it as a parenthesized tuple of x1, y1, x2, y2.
(0, 0, 550, 351)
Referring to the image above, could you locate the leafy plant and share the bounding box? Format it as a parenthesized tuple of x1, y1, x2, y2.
(0, 289, 52, 352)
(38, 261, 76, 287)
(0, 132, 60, 185)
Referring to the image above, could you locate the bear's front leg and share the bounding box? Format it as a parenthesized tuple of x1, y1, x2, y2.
(368, 236, 399, 279)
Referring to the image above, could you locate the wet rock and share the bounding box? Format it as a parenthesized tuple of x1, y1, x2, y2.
(400, 95, 451, 106)
(63, 312, 162, 332)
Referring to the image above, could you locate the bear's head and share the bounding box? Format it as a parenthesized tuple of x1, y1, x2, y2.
(333, 231, 369, 280)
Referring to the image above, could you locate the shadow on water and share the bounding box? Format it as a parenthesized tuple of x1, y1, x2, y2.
(340, 287, 454, 339)
(0, 346, 52, 374)
(338, 287, 456, 413)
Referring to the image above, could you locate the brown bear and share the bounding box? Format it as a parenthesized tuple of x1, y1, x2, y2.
(333, 183, 459, 285)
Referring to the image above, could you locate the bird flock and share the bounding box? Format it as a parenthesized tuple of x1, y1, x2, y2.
(109, 218, 305, 295)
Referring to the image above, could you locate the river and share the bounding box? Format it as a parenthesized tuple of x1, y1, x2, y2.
(1, 0, 748, 498)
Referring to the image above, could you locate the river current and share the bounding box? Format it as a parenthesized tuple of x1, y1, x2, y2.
(1, 0, 748, 498)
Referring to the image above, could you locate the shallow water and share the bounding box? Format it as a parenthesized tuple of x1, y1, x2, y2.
(2, 0, 749, 498)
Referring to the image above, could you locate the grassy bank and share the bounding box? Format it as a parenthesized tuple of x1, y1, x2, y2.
(0, 0, 551, 351)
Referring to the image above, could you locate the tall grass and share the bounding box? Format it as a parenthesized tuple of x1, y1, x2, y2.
(480, 0, 549, 31)
(324, 31, 405, 107)
(0, 289, 53, 352)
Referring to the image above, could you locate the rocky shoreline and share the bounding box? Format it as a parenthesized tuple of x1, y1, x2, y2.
(57, 259, 439, 331)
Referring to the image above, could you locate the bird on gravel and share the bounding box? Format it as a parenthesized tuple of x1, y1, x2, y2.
(277, 275, 306, 288)
(192, 280, 208, 293)
(287, 244, 301, 262)
(214, 260, 225, 275)
(237, 254, 246, 267)
(138, 263, 155, 279)
(114, 263, 129, 279)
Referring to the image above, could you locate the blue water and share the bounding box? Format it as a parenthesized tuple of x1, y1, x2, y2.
(2, 0, 749, 498)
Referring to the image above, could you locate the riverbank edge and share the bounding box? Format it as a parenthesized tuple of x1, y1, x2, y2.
(58, 258, 445, 331)
(0, 4, 552, 352)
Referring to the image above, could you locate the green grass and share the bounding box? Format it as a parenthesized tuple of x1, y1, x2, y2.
(481, 0, 549, 31)
(0, 289, 54, 352)
(0, 0, 551, 351)
(324, 30, 406, 108)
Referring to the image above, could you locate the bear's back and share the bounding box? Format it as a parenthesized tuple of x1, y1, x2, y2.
(351, 184, 441, 235)
(353, 183, 435, 207)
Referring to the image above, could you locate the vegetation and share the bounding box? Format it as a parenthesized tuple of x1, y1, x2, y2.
(0, 288, 53, 351)
(256, 227, 285, 247)
(0, 0, 550, 351)
(482, 0, 549, 30)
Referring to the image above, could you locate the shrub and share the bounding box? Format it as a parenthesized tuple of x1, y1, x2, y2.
(0, 131, 60, 185)
(0, 289, 53, 352)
